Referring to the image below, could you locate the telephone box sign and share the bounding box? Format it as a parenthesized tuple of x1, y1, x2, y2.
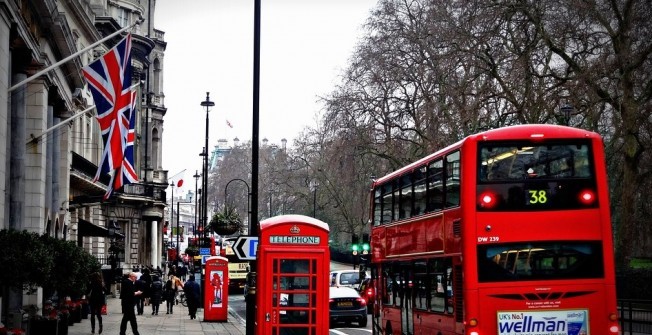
(269, 235, 321, 244)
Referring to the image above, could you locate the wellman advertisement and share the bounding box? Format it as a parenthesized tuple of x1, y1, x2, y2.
(497, 310, 589, 335)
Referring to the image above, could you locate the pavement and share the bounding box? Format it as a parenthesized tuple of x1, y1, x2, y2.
(66, 296, 245, 335)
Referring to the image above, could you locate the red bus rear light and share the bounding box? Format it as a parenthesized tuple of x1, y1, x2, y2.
(479, 191, 498, 209)
(578, 189, 596, 205)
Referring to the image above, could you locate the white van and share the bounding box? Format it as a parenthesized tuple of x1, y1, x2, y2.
(329, 270, 369, 288)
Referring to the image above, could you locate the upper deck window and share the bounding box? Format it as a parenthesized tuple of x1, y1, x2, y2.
(479, 142, 592, 182)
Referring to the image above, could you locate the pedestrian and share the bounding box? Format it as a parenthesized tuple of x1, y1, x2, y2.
(179, 264, 188, 281)
(149, 275, 163, 315)
(183, 274, 201, 319)
(141, 268, 152, 307)
(134, 274, 148, 315)
(120, 272, 143, 335)
(169, 273, 184, 305)
(87, 272, 106, 334)
(164, 275, 176, 314)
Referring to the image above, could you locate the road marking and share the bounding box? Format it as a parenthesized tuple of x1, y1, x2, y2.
(330, 329, 371, 334)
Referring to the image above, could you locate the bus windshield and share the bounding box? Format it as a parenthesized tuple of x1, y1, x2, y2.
(477, 241, 604, 282)
(479, 142, 592, 181)
(477, 141, 597, 211)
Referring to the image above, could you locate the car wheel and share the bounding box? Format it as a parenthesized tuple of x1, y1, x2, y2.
(359, 317, 368, 327)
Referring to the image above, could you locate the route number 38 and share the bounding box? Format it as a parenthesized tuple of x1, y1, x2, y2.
(528, 190, 548, 204)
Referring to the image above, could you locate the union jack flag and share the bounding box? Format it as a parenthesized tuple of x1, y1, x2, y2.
(82, 33, 138, 199)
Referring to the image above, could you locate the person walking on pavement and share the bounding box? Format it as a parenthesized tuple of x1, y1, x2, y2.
(183, 274, 201, 319)
(120, 272, 143, 335)
(134, 274, 148, 315)
(87, 272, 106, 334)
(150, 275, 163, 315)
(164, 275, 176, 314)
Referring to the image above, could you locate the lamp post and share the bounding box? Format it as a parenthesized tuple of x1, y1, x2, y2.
(200, 92, 214, 239)
(560, 103, 574, 126)
(176, 201, 181, 261)
(310, 180, 319, 218)
(224, 178, 251, 233)
(170, 181, 175, 263)
(193, 170, 200, 239)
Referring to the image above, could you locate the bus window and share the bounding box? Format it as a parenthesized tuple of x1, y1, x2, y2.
(373, 188, 382, 226)
(479, 142, 592, 182)
(392, 180, 400, 222)
(413, 167, 427, 216)
(445, 151, 460, 207)
(427, 258, 453, 314)
(382, 183, 393, 224)
(477, 241, 604, 282)
(427, 159, 444, 212)
(399, 174, 413, 219)
(414, 261, 428, 311)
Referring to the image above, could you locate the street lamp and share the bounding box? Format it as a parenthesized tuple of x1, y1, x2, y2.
(170, 181, 175, 263)
(310, 180, 319, 218)
(224, 178, 251, 233)
(193, 170, 200, 239)
(560, 103, 574, 126)
(200, 92, 214, 239)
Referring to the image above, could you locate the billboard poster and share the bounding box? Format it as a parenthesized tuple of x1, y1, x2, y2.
(209, 270, 224, 307)
(497, 309, 589, 335)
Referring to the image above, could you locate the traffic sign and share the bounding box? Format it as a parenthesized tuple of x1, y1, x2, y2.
(234, 236, 259, 260)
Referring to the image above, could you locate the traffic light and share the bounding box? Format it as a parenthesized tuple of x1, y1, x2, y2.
(361, 233, 370, 254)
(351, 234, 360, 255)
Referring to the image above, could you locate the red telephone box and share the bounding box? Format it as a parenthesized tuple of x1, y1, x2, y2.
(203, 255, 229, 321)
(256, 214, 330, 335)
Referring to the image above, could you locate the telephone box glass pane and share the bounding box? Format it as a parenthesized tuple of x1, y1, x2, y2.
(280, 310, 309, 324)
(279, 276, 309, 290)
(279, 327, 309, 335)
(280, 259, 310, 273)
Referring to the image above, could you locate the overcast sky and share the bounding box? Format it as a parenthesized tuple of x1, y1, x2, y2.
(155, 0, 377, 190)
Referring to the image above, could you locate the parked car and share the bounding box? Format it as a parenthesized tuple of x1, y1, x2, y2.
(357, 278, 375, 314)
(329, 286, 368, 328)
(330, 270, 369, 288)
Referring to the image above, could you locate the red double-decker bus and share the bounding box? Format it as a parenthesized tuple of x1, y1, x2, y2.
(368, 124, 619, 335)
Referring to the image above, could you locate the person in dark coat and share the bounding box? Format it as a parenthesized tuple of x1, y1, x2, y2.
(149, 275, 163, 315)
(183, 274, 201, 319)
(87, 272, 106, 334)
(164, 275, 176, 314)
(134, 273, 148, 315)
(120, 272, 142, 335)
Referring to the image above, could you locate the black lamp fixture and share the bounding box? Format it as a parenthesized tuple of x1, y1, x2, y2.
(560, 103, 574, 126)
(200, 92, 214, 238)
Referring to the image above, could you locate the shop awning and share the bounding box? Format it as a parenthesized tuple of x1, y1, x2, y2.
(78, 219, 124, 239)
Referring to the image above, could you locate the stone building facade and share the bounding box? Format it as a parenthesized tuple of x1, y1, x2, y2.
(0, 0, 169, 322)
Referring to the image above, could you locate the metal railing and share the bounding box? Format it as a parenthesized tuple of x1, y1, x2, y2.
(620, 299, 652, 335)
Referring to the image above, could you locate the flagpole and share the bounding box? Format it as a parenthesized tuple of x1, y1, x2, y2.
(26, 105, 95, 144)
(29, 82, 140, 143)
(8, 19, 143, 93)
